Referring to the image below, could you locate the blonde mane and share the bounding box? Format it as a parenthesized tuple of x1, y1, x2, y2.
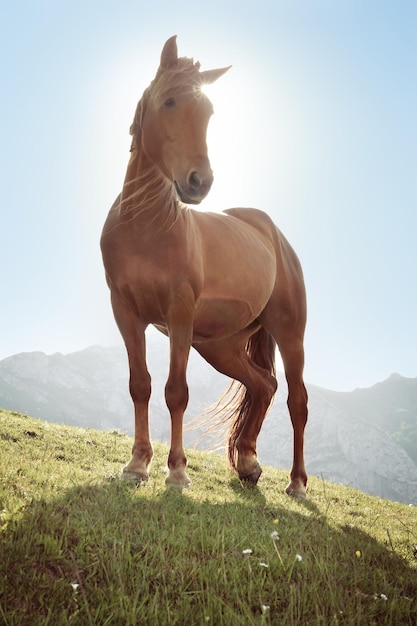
(119, 166, 181, 233)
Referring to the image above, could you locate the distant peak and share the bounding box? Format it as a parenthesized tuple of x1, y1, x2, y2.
(388, 373, 403, 381)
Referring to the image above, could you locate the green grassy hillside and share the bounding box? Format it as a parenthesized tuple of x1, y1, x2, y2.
(1, 409, 416, 625)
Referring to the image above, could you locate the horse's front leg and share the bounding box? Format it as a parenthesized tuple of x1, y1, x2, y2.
(123, 338, 153, 482)
(111, 293, 153, 482)
(164, 309, 193, 488)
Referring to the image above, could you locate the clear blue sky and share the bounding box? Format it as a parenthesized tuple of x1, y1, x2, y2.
(1, 1, 416, 391)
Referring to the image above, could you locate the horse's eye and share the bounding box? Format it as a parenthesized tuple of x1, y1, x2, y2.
(164, 98, 176, 108)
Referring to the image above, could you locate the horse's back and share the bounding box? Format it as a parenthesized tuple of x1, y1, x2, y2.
(224, 207, 303, 276)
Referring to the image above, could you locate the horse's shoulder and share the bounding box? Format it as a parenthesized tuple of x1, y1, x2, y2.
(223, 207, 276, 237)
(223, 207, 274, 225)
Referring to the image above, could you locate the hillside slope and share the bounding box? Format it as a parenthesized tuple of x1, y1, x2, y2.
(1, 410, 416, 625)
(1, 338, 416, 504)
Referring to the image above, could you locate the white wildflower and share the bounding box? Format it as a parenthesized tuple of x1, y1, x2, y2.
(296, 554, 303, 562)
(259, 562, 269, 568)
(70, 583, 79, 591)
(261, 604, 270, 614)
(242, 548, 253, 555)
(270, 530, 279, 540)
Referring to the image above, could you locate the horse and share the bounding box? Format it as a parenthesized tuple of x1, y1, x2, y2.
(101, 36, 308, 497)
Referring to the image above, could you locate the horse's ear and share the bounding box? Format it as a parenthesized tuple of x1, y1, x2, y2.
(160, 35, 178, 69)
(200, 66, 232, 85)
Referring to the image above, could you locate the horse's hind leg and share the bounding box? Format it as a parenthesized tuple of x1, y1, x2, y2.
(261, 311, 308, 498)
(281, 341, 308, 498)
(195, 333, 277, 483)
(110, 292, 153, 482)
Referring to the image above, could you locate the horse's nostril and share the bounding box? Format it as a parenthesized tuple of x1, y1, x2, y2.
(189, 171, 201, 190)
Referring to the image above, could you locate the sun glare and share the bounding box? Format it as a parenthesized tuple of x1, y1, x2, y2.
(201, 65, 311, 226)
(200, 78, 259, 212)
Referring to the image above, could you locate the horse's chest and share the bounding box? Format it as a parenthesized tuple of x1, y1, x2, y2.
(115, 254, 199, 322)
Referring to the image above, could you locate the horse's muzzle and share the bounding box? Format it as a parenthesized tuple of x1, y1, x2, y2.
(175, 170, 214, 205)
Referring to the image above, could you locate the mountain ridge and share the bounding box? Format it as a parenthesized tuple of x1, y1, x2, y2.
(1, 338, 416, 504)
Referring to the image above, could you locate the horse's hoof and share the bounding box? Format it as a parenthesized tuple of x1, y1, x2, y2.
(122, 469, 149, 484)
(165, 468, 191, 489)
(285, 482, 307, 499)
(239, 465, 262, 485)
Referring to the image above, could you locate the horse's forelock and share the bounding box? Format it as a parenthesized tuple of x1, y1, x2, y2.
(129, 57, 203, 147)
(150, 56, 203, 104)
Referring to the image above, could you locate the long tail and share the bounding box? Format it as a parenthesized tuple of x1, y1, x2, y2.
(200, 327, 276, 470)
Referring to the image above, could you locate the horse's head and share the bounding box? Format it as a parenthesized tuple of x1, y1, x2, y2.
(130, 36, 230, 205)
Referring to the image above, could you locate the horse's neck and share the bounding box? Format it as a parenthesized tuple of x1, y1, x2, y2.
(119, 149, 179, 230)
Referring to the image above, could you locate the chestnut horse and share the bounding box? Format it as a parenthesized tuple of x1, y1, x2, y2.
(101, 36, 308, 497)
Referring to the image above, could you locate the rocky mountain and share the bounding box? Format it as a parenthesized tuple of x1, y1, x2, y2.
(1, 334, 416, 504)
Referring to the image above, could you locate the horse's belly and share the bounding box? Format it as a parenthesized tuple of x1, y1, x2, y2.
(192, 298, 258, 341)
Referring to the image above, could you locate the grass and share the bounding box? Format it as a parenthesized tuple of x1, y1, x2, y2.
(0, 408, 416, 625)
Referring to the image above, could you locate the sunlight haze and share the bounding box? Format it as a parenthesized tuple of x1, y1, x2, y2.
(1, 1, 416, 391)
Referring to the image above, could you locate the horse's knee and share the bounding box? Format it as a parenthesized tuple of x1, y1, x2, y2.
(129, 372, 151, 404)
(165, 380, 189, 415)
